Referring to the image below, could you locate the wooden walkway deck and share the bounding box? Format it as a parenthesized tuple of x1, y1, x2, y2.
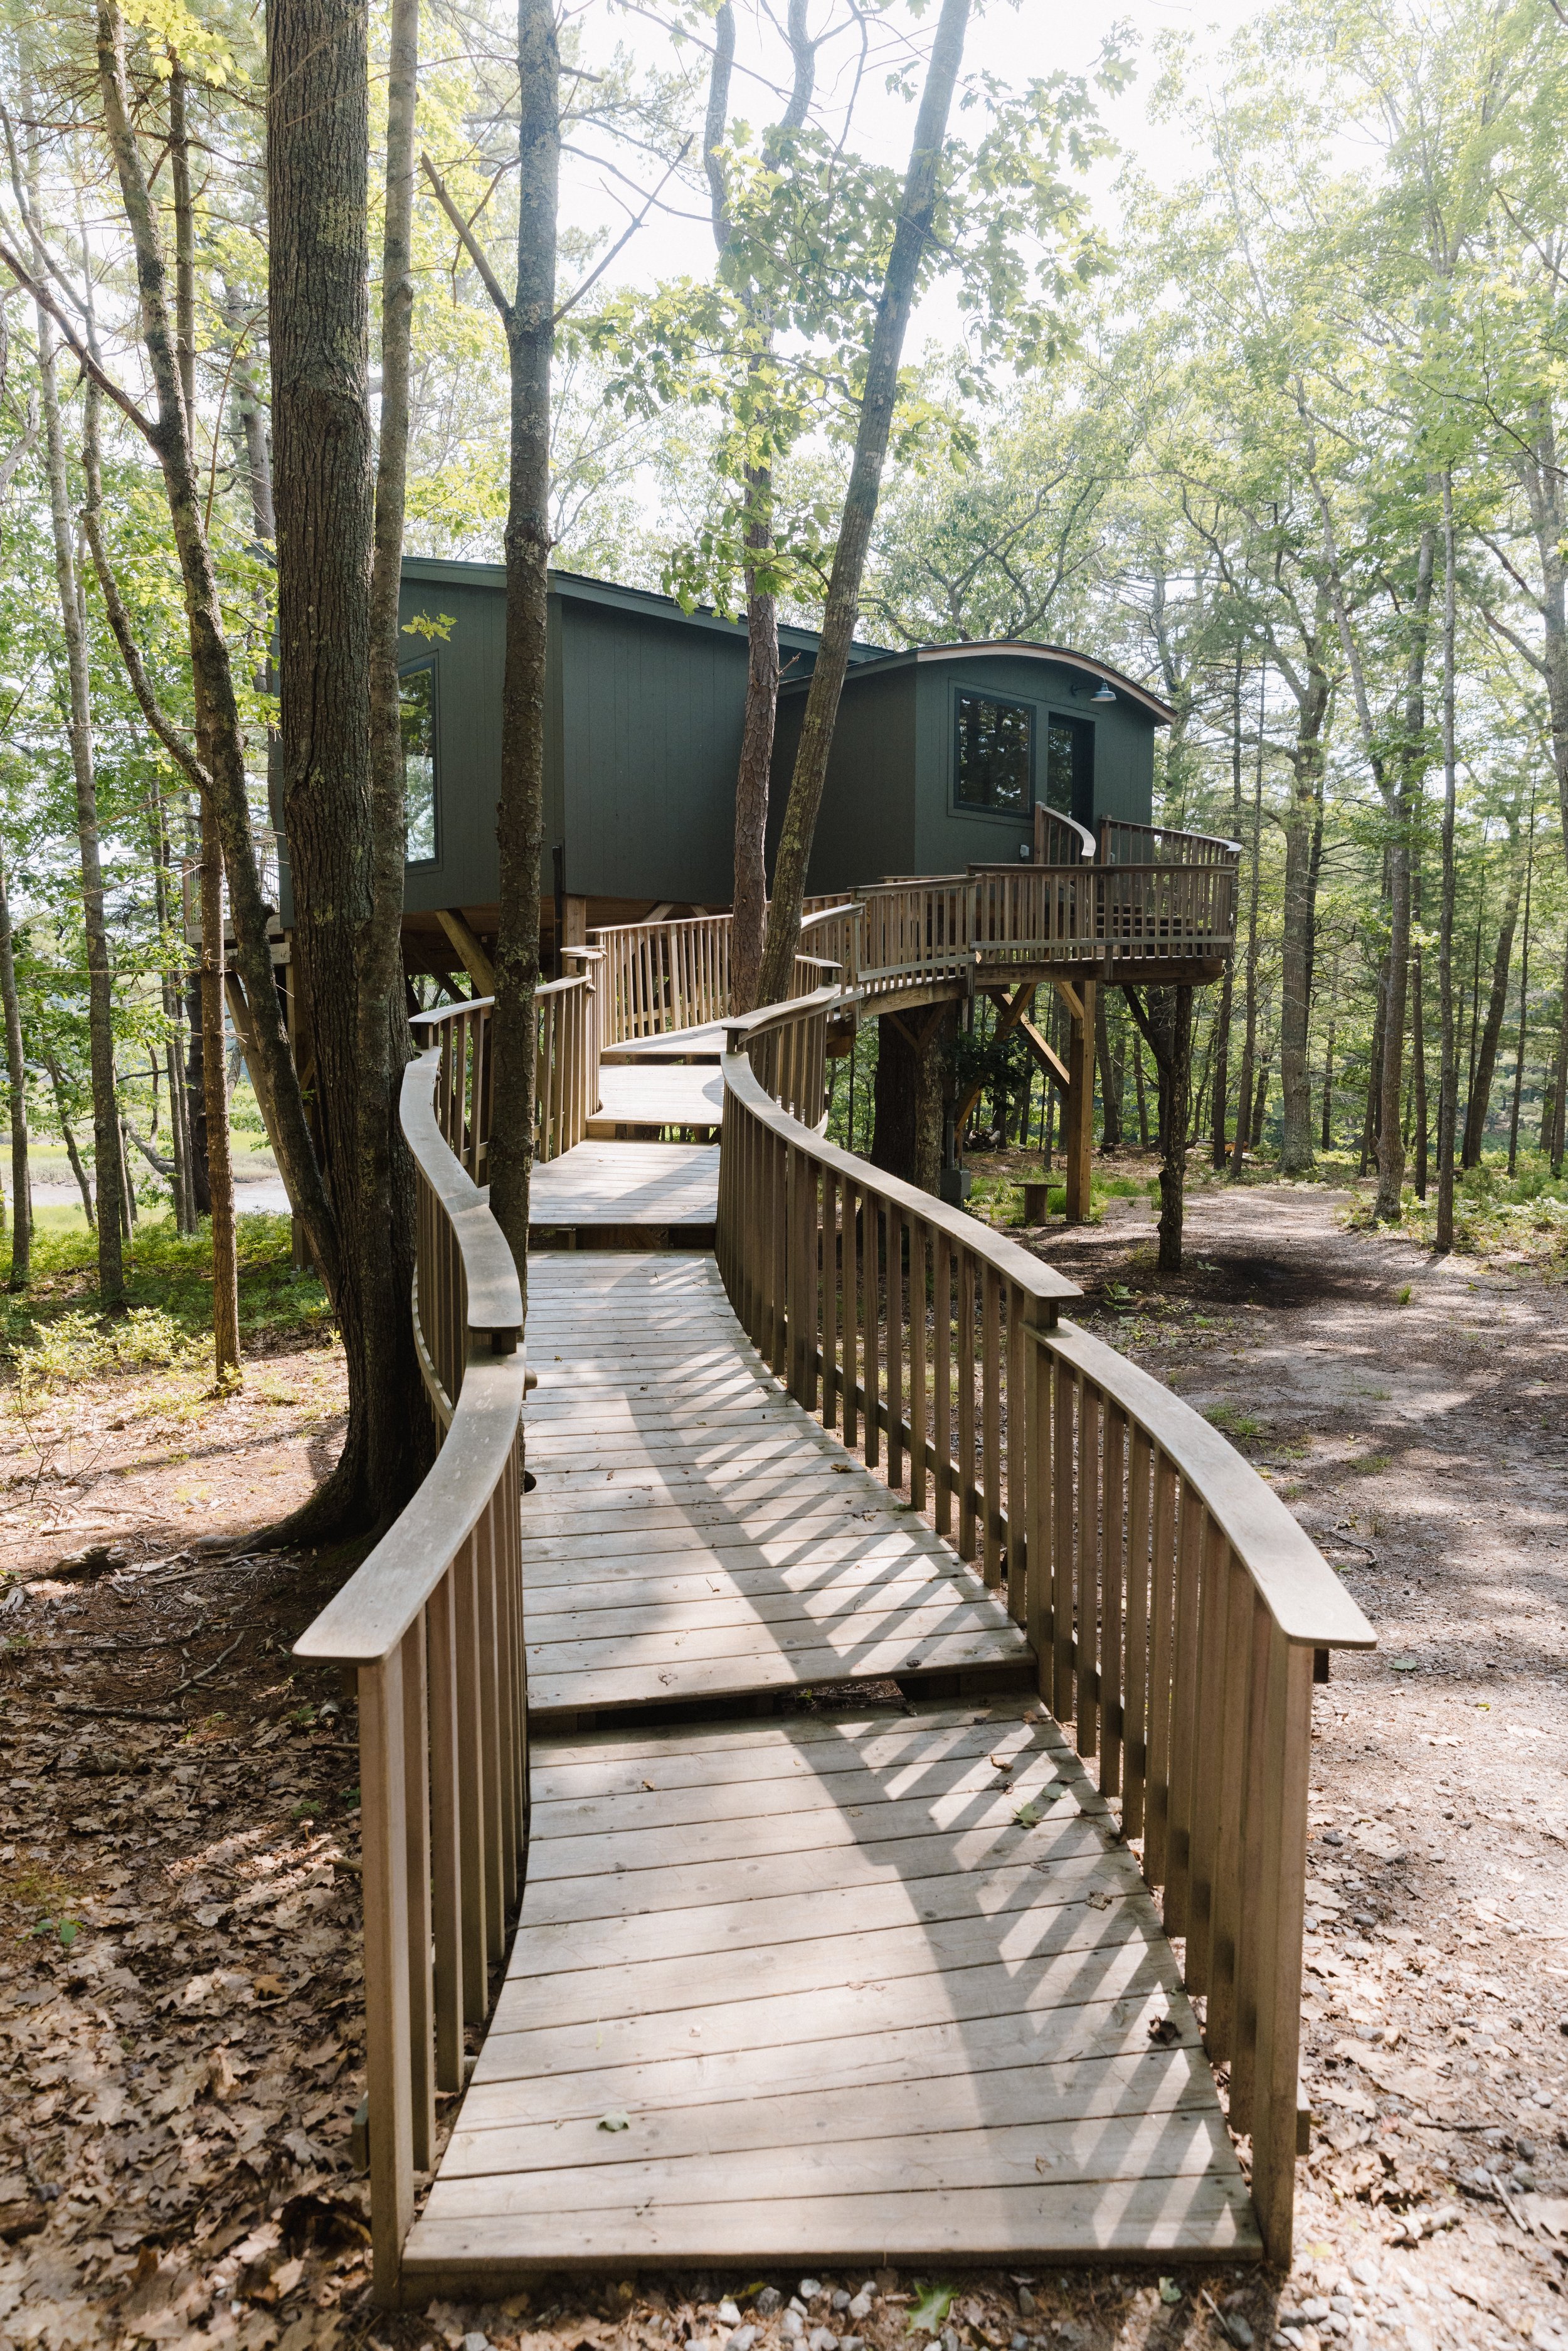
(520, 1255, 1031, 1721)
(528, 1142, 721, 1239)
(401, 1705, 1258, 2282)
(399, 1239, 1258, 2278)
(588, 1062, 724, 1135)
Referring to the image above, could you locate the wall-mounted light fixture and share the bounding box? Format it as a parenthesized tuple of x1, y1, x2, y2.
(1091, 681, 1116, 704)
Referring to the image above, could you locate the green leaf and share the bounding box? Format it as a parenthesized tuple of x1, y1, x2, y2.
(1158, 2278, 1182, 2305)
(1391, 1657, 1419, 1672)
(597, 2110, 631, 2133)
(1013, 1800, 1044, 1827)
(57, 1920, 78, 1950)
(906, 2283, 956, 2335)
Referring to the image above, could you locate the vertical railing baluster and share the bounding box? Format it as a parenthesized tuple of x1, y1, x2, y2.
(400, 1616, 434, 2173)
(359, 1647, 413, 2303)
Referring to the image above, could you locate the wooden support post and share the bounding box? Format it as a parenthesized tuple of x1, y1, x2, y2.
(437, 908, 496, 995)
(561, 893, 588, 950)
(1064, 975, 1095, 1223)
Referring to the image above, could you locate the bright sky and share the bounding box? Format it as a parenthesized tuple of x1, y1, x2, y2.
(567, 0, 1271, 330)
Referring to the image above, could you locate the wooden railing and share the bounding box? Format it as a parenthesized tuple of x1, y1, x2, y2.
(716, 996, 1374, 2266)
(295, 1004, 528, 2300)
(1100, 817, 1242, 868)
(591, 901, 860, 1044)
(535, 947, 601, 1162)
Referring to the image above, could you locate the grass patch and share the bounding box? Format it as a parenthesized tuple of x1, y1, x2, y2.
(0, 1209, 331, 1395)
(1204, 1403, 1266, 1441)
(1353, 1451, 1394, 1475)
(1347, 1153, 1568, 1269)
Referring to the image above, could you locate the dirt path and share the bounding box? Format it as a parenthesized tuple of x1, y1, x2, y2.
(1, 1189, 1565, 2351)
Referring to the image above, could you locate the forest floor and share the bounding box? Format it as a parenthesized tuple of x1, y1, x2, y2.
(1, 1177, 1565, 2351)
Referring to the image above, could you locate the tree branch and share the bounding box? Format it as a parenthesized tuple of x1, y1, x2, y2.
(0, 233, 154, 438)
(553, 138, 692, 325)
(420, 152, 513, 322)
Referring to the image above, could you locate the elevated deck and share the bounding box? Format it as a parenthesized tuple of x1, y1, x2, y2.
(587, 1061, 724, 1134)
(529, 1142, 721, 1242)
(520, 1256, 1032, 1722)
(401, 1704, 1258, 2281)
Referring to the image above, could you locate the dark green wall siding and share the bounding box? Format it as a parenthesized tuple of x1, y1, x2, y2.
(276, 561, 1163, 923)
(559, 602, 748, 905)
(770, 666, 919, 893)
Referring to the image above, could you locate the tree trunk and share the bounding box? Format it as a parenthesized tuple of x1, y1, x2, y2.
(1251, 1050, 1272, 1150)
(487, 0, 559, 1292)
(1128, 985, 1191, 1273)
(1096, 985, 1122, 1150)
(1320, 1007, 1335, 1152)
(870, 1010, 950, 1195)
(36, 321, 122, 1305)
(1231, 665, 1266, 1177)
(45, 1056, 94, 1226)
(270, 0, 426, 1519)
(1134, 1036, 1149, 1148)
(1508, 796, 1535, 1176)
(757, 0, 971, 1007)
(731, 514, 779, 1016)
(1210, 649, 1243, 1169)
(1436, 476, 1459, 1246)
(1279, 753, 1322, 1174)
(1462, 852, 1523, 1167)
(200, 804, 240, 1374)
(0, 846, 29, 1287)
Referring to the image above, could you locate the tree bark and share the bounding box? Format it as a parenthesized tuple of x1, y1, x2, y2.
(487, 0, 560, 1292)
(1461, 847, 1523, 1167)
(757, 0, 971, 1006)
(200, 803, 240, 1374)
(1508, 794, 1535, 1176)
(270, 0, 423, 1517)
(45, 1055, 94, 1226)
(0, 846, 29, 1287)
(1231, 662, 1266, 1177)
(1127, 984, 1191, 1272)
(77, 5, 336, 1296)
(870, 1010, 950, 1195)
(1210, 647, 1242, 1168)
(36, 316, 122, 1305)
(1436, 474, 1459, 1248)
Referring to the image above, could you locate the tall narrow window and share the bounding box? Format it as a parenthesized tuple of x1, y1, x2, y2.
(400, 666, 438, 863)
(954, 691, 1033, 813)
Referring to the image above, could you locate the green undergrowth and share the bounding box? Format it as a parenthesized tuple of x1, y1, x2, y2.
(966, 1160, 1158, 1230)
(0, 1207, 332, 1398)
(1346, 1153, 1568, 1269)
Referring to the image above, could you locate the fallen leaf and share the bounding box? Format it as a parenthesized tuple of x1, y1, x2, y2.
(597, 2111, 631, 2133)
(905, 2284, 956, 2337)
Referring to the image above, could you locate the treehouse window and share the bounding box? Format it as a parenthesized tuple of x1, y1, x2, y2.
(400, 665, 438, 864)
(953, 692, 1033, 814)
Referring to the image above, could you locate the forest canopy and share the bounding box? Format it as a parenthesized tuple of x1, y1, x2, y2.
(0, 0, 1564, 1361)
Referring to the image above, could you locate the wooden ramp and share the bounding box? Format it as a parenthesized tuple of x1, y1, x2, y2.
(398, 1251, 1258, 2280)
(529, 1142, 721, 1241)
(520, 1255, 1032, 1721)
(588, 1062, 724, 1136)
(400, 1703, 1258, 2280)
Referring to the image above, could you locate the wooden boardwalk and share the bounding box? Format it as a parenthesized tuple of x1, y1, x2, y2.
(520, 1256, 1031, 1721)
(401, 1705, 1257, 2281)
(528, 1142, 721, 1238)
(588, 1062, 724, 1135)
(398, 1238, 1258, 2277)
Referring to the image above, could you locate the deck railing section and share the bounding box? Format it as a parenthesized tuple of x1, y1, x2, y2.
(535, 948, 601, 1162)
(295, 1004, 528, 2302)
(1100, 818, 1242, 868)
(591, 901, 861, 1044)
(717, 995, 1373, 2268)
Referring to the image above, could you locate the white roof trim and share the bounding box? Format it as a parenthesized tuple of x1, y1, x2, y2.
(910, 642, 1173, 724)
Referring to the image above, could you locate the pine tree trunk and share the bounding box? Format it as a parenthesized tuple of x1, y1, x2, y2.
(0, 846, 29, 1288)
(1231, 673, 1266, 1178)
(1372, 529, 1434, 1219)
(270, 0, 425, 1517)
(1508, 801, 1535, 1176)
(757, 0, 971, 1007)
(200, 805, 240, 1374)
(36, 319, 122, 1305)
(487, 0, 559, 1288)
(1279, 758, 1320, 1174)
(1128, 985, 1191, 1272)
(1461, 860, 1523, 1167)
(45, 1055, 95, 1226)
(1436, 476, 1459, 1246)
(870, 1011, 949, 1195)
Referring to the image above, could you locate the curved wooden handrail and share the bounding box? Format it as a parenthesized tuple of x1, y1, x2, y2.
(1047, 1317, 1371, 1650)
(715, 986, 1372, 2268)
(296, 1007, 530, 2301)
(722, 1023, 1078, 1314)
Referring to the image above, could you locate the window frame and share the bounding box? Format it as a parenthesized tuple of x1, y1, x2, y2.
(398, 657, 441, 869)
(949, 687, 1037, 820)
